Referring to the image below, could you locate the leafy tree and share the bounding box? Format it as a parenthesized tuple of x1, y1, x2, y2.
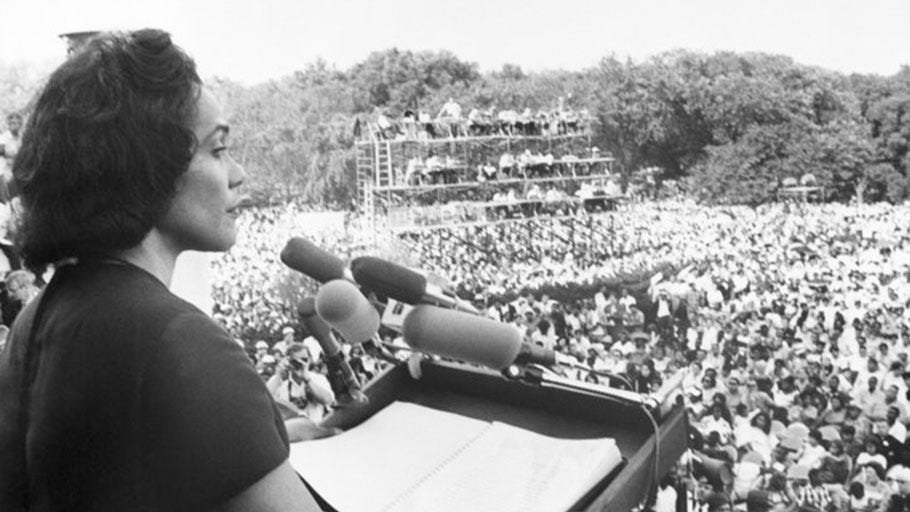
(9, 45, 902, 207)
(866, 94, 910, 176)
(348, 48, 479, 113)
(689, 120, 816, 205)
(498, 63, 525, 81)
(594, 56, 670, 179)
(860, 162, 910, 203)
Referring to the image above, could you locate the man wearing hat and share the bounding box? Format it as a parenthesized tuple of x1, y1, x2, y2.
(254, 340, 269, 360)
(252, 340, 271, 374)
(272, 325, 295, 356)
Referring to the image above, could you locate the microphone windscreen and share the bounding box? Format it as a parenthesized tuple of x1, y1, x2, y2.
(315, 280, 380, 344)
(351, 257, 426, 304)
(280, 237, 347, 283)
(402, 305, 523, 370)
(298, 297, 340, 357)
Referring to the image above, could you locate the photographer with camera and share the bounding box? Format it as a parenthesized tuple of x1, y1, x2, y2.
(266, 343, 335, 422)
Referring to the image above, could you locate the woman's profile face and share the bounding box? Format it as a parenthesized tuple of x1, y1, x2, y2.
(158, 88, 247, 253)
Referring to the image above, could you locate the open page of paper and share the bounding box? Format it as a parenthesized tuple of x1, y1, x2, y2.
(289, 401, 490, 512)
(385, 421, 622, 512)
(290, 401, 622, 512)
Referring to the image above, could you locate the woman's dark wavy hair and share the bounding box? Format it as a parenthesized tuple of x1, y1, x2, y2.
(13, 29, 200, 267)
(750, 411, 771, 434)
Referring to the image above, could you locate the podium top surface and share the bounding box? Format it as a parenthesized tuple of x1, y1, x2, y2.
(315, 360, 688, 511)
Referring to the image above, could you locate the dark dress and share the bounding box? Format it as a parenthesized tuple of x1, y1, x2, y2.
(0, 260, 289, 511)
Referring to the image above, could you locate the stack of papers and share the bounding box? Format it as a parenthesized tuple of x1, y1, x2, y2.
(289, 401, 623, 512)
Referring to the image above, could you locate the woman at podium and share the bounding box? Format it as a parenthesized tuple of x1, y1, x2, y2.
(0, 29, 322, 511)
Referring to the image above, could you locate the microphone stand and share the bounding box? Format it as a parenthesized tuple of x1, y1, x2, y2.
(511, 364, 659, 409)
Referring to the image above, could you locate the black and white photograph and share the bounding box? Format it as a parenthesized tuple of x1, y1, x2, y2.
(1, 0, 910, 510)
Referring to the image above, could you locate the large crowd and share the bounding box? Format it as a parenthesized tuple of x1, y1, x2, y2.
(216, 198, 910, 511)
(8, 98, 910, 509)
(359, 97, 593, 142)
(399, 148, 612, 187)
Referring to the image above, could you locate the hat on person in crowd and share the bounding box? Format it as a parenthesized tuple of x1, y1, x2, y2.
(260, 354, 276, 365)
(282, 326, 295, 336)
(255, 340, 269, 350)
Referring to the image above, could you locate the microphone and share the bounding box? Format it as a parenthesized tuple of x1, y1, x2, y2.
(314, 279, 406, 364)
(315, 280, 381, 345)
(401, 306, 665, 411)
(350, 256, 480, 314)
(400, 305, 557, 371)
(280, 237, 353, 283)
(298, 297, 368, 406)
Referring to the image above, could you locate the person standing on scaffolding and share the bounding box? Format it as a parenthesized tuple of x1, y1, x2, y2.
(437, 98, 463, 138)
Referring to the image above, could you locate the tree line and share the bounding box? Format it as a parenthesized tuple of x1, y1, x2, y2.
(5, 49, 910, 206)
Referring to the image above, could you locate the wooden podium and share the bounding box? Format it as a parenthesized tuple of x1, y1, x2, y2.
(317, 359, 689, 511)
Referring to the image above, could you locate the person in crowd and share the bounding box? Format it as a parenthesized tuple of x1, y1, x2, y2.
(0, 111, 22, 202)
(882, 464, 910, 512)
(818, 439, 853, 485)
(2, 269, 38, 327)
(266, 343, 334, 421)
(853, 462, 890, 510)
(436, 98, 463, 138)
(0, 325, 9, 352)
(0, 29, 327, 510)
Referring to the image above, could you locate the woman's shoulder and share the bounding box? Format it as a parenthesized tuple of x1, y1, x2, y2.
(45, 261, 233, 359)
(61, 260, 213, 323)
